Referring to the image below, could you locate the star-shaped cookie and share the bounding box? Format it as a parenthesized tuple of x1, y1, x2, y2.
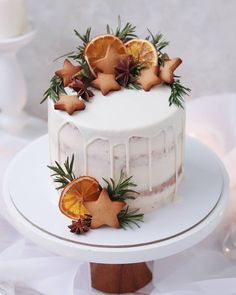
(93, 45, 125, 74)
(137, 65, 162, 91)
(159, 57, 182, 84)
(54, 95, 86, 115)
(55, 59, 81, 87)
(91, 72, 121, 95)
(83, 188, 125, 229)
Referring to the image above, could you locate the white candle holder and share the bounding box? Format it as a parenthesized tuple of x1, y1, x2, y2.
(0, 28, 35, 131)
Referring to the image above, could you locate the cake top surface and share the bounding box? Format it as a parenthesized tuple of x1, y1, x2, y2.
(52, 85, 180, 133)
(42, 18, 190, 117)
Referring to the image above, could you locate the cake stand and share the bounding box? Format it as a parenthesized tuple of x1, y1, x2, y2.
(3, 135, 229, 294)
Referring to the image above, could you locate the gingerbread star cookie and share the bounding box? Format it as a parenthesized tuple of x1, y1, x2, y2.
(83, 188, 125, 229)
(137, 65, 162, 91)
(54, 95, 86, 115)
(93, 45, 125, 74)
(91, 72, 121, 95)
(55, 59, 81, 87)
(159, 57, 182, 84)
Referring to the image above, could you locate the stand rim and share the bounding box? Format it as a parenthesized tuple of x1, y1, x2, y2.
(2, 135, 229, 263)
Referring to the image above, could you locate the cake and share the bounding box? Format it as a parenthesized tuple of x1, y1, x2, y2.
(48, 86, 185, 213)
(43, 19, 190, 233)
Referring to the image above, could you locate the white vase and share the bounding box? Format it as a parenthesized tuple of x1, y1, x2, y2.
(0, 29, 35, 117)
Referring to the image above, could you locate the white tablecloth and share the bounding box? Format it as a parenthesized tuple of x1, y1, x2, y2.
(1, 94, 236, 295)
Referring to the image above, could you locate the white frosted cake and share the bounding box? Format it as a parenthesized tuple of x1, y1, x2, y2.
(48, 86, 185, 213)
(43, 20, 190, 232)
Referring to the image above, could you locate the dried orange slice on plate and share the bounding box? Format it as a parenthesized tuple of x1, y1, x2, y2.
(85, 34, 127, 75)
(125, 39, 158, 67)
(59, 176, 100, 219)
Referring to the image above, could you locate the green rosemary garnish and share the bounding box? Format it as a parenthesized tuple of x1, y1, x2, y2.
(168, 76, 190, 108)
(41, 75, 66, 104)
(68, 28, 91, 62)
(106, 16, 137, 43)
(67, 28, 94, 85)
(147, 31, 169, 51)
(103, 170, 138, 201)
(118, 207, 144, 229)
(42, 20, 189, 110)
(126, 60, 145, 90)
(48, 155, 76, 190)
(77, 58, 94, 85)
(146, 30, 169, 66)
(127, 81, 142, 90)
(53, 28, 91, 63)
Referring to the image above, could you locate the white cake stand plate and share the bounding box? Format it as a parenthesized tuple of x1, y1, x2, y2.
(3, 135, 229, 293)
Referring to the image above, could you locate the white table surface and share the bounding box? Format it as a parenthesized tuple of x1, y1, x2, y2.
(1, 94, 236, 295)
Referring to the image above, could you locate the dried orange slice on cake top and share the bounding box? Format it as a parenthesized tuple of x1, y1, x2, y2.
(85, 34, 127, 75)
(59, 176, 100, 219)
(125, 39, 158, 67)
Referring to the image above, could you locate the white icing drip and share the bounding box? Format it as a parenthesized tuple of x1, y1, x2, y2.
(49, 98, 184, 154)
(125, 139, 130, 175)
(109, 143, 114, 179)
(56, 121, 78, 162)
(148, 137, 152, 191)
(56, 128, 60, 162)
(85, 136, 110, 147)
(57, 122, 69, 163)
(163, 130, 167, 153)
(52, 117, 183, 191)
(173, 126, 179, 200)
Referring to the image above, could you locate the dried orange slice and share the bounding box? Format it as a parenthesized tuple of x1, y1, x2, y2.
(125, 39, 158, 67)
(59, 176, 100, 219)
(85, 34, 127, 75)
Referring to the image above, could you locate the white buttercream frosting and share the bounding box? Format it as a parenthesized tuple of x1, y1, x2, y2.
(52, 86, 181, 139)
(62, 86, 174, 130)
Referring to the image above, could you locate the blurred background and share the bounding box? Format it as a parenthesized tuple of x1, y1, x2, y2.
(1, 2, 236, 294)
(19, 0, 235, 120)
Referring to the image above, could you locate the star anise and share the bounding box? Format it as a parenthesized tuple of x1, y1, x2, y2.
(69, 78, 94, 101)
(115, 55, 141, 88)
(68, 216, 92, 234)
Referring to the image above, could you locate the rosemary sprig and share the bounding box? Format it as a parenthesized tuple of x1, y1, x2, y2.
(77, 58, 94, 85)
(118, 207, 144, 229)
(67, 28, 95, 84)
(147, 30, 169, 51)
(146, 30, 169, 66)
(53, 28, 91, 63)
(41, 75, 66, 104)
(68, 28, 91, 62)
(168, 76, 191, 108)
(43, 28, 93, 104)
(127, 81, 142, 90)
(48, 155, 76, 190)
(127, 60, 146, 90)
(106, 16, 137, 43)
(103, 170, 138, 201)
(53, 51, 75, 62)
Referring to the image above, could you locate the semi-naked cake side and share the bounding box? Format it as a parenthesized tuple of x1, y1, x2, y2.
(48, 86, 185, 213)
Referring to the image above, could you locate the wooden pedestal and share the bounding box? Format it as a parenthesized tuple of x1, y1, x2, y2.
(90, 262, 152, 294)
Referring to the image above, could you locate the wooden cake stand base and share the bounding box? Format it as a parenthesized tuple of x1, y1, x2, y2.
(90, 262, 152, 293)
